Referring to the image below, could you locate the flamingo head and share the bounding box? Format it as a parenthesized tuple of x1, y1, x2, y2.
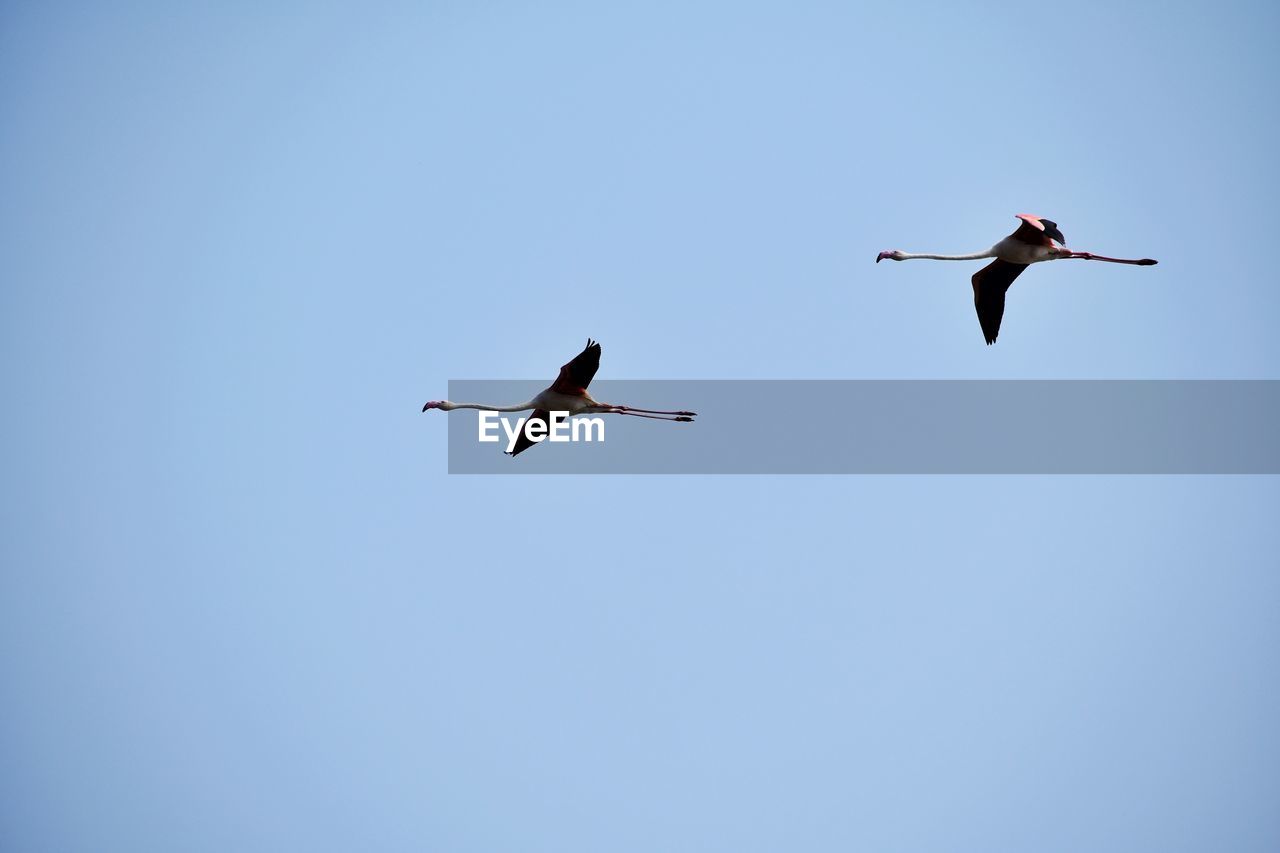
(876, 250, 905, 263)
(422, 400, 449, 412)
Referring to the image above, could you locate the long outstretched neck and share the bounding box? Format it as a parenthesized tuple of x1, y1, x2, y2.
(422, 400, 536, 413)
(877, 249, 995, 263)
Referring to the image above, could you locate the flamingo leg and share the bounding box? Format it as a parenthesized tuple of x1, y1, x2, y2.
(612, 405, 698, 416)
(1064, 251, 1158, 266)
(605, 409, 694, 422)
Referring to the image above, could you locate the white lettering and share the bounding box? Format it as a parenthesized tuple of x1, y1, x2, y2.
(572, 417, 605, 443)
(549, 412, 571, 442)
(500, 416, 524, 452)
(488, 412, 606, 452)
(477, 411, 500, 442)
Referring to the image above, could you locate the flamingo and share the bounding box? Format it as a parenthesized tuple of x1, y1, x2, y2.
(422, 339, 697, 456)
(876, 214, 1158, 344)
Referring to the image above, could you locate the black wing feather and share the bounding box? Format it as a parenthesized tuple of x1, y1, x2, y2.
(506, 409, 564, 457)
(972, 260, 1029, 345)
(551, 339, 602, 393)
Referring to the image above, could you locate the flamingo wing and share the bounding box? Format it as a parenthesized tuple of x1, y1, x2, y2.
(1012, 214, 1065, 247)
(1011, 220, 1046, 244)
(972, 260, 1029, 345)
(506, 409, 564, 457)
(550, 339, 602, 394)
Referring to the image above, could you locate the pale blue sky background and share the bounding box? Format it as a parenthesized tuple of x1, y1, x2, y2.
(2, 2, 1278, 851)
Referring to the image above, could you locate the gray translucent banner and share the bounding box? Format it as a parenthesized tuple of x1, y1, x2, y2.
(443, 380, 1280, 474)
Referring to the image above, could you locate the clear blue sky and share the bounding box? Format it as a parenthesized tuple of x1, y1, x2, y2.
(2, 2, 1278, 851)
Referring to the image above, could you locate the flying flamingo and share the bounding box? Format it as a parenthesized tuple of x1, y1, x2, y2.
(422, 339, 697, 456)
(876, 214, 1158, 344)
